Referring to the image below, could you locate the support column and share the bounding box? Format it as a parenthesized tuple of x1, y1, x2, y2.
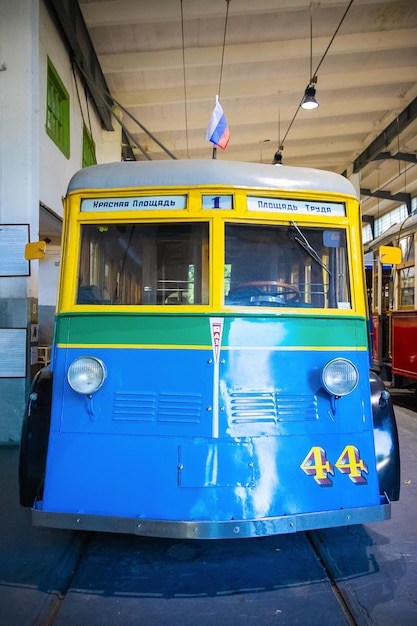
(0, 0, 39, 443)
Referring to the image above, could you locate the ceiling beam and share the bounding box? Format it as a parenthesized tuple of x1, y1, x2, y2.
(81, 0, 353, 27)
(99, 30, 417, 74)
(362, 214, 375, 237)
(372, 151, 417, 164)
(360, 188, 411, 214)
(352, 95, 417, 173)
(110, 66, 417, 108)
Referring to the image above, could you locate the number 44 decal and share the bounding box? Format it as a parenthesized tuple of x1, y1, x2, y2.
(300, 445, 368, 487)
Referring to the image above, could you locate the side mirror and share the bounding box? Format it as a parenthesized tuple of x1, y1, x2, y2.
(379, 245, 402, 265)
(25, 241, 46, 260)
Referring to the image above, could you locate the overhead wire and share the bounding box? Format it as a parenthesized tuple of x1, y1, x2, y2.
(110, 94, 178, 159)
(180, 0, 190, 159)
(280, 0, 354, 151)
(218, 0, 231, 98)
(313, 0, 354, 77)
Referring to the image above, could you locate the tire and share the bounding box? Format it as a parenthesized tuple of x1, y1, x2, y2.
(370, 370, 400, 502)
(19, 367, 52, 507)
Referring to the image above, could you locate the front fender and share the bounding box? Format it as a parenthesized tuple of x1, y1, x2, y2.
(370, 370, 400, 501)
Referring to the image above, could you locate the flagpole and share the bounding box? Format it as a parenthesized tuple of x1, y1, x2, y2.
(206, 1, 231, 159)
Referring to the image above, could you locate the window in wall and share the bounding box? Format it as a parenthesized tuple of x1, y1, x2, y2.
(374, 205, 408, 238)
(399, 234, 415, 264)
(82, 125, 96, 168)
(362, 223, 373, 244)
(46, 57, 70, 158)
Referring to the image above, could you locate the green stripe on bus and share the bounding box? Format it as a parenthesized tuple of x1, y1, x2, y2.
(55, 313, 368, 348)
(56, 313, 213, 346)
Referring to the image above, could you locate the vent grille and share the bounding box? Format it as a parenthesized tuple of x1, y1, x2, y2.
(276, 394, 318, 422)
(113, 392, 201, 423)
(230, 392, 276, 424)
(113, 392, 156, 421)
(229, 391, 318, 424)
(157, 394, 202, 422)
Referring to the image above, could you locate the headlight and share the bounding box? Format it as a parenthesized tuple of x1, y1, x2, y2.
(67, 357, 106, 395)
(321, 358, 358, 397)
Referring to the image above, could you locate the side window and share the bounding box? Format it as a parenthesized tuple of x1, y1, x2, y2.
(77, 223, 209, 305)
(398, 266, 415, 308)
(398, 234, 415, 309)
(46, 57, 70, 158)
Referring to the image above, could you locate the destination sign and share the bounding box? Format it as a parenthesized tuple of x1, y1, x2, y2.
(202, 195, 234, 209)
(81, 195, 187, 212)
(247, 196, 346, 216)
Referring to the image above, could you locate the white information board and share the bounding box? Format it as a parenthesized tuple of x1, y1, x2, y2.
(0, 225, 29, 276)
(0, 328, 27, 377)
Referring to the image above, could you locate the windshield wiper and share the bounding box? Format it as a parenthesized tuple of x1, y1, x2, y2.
(291, 221, 331, 276)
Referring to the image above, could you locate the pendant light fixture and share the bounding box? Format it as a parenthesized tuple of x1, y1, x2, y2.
(273, 150, 283, 165)
(301, 4, 319, 110)
(301, 76, 319, 110)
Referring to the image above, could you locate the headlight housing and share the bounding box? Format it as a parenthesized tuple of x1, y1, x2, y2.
(67, 356, 106, 395)
(321, 358, 358, 397)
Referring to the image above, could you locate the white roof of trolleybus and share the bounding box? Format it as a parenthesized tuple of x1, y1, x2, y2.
(67, 159, 357, 198)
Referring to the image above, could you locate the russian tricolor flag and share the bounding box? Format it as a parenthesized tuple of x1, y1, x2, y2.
(206, 95, 230, 150)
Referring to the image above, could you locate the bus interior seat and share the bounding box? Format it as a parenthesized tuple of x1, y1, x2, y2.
(77, 285, 103, 304)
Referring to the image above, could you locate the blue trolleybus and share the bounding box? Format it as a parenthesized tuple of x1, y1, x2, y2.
(20, 159, 400, 539)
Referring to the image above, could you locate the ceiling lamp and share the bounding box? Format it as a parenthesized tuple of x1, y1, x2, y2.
(273, 150, 283, 165)
(301, 78, 319, 110)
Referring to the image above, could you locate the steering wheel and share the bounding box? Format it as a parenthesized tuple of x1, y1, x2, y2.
(228, 281, 300, 305)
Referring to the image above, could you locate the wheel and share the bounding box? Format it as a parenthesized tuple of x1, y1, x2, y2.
(370, 370, 400, 502)
(19, 368, 52, 507)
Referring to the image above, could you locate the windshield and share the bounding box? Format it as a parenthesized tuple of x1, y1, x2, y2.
(225, 223, 350, 309)
(75, 221, 350, 309)
(76, 222, 209, 305)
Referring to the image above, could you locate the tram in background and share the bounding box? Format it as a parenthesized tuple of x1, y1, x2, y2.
(20, 159, 399, 539)
(366, 212, 417, 391)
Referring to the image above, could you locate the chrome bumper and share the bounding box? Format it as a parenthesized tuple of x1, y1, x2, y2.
(32, 497, 391, 539)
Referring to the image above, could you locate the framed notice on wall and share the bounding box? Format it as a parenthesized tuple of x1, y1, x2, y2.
(0, 224, 30, 276)
(0, 329, 27, 377)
